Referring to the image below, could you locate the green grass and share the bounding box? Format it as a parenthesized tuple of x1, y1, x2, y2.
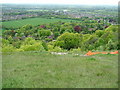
(0, 52, 1, 89)
(0, 30, 2, 36)
(2, 18, 80, 29)
(2, 52, 118, 88)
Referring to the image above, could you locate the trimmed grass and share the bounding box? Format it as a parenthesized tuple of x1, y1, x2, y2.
(2, 52, 118, 88)
(2, 18, 80, 29)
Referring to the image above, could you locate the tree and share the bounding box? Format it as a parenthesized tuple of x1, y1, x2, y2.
(74, 26, 82, 32)
(38, 30, 51, 39)
(22, 24, 33, 30)
(55, 32, 81, 50)
(95, 30, 104, 37)
(39, 25, 46, 29)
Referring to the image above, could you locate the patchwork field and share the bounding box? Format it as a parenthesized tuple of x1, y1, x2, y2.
(2, 52, 118, 88)
(2, 18, 80, 29)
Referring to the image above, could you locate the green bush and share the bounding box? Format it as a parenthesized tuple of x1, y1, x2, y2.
(105, 39, 118, 50)
(2, 39, 9, 46)
(45, 38, 52, 42)
(70, 48, 81, 53)
(7, 36, 13, 44)
(20, 37, 45, 51)
(21, 24, 33, 30)
(55, 32, 81, 50)
(15, 49, 24, 52)
(54, 32, 60, 39)
(78, 34, 98, 50)
(82, 34, 91, 42)
(2, 45, 16, 52)
(20, 42, 45, 51)
(23, 37, 36, 45)
(105, 25, 118, 32)
(84, 34, 98, 45)
(12, 41, 22, 48)
(42, 41, 48, 51)
(95, 30, 104, 37)
(48, 45, 54, 51)
(48, 45, 64, 52)
(97, 45, 106, 51)
(38, 29, 51, 38)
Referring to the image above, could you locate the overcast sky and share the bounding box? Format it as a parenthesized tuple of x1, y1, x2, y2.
(1, 0, 119, 5)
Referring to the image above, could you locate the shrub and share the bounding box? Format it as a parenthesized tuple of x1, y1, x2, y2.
(48, 45, 54, 51)
(20, 42, 45, 51)
(12, 41, 22, 48)
(105, 25, 118, 32)
(39, 25, 46, 29)
(2, 39, 9, 46)
(20, 37, 45, 51)
(51, 47, 63, 52)
(23, 37, 36, 45)
(95, 30, 104, 37)
(2, 45, 16, 52)
(38, 30, 51, 37)
(45, 37, 53, 42)
(15, 49, 24, 52)
(60, 27, 66, 34)
(55, 32, 81, 50)
(22, 24, 33, 30)
(105, 39, 118, 50)
(48, 45, 64, 52)
(53, 32, 60, 39)
(82, 34, 91, 42)
(81, 34, 98, 50)
(97, 46, 105, 51)
(70, 48, 81, 53)
(74, 26, 82, 32)
(7, 36, 13, 44)
(84, 34, 98, 45)
(42, 41, 48, 51)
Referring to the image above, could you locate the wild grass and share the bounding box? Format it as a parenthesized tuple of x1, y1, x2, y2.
(2, 52, 118, 88)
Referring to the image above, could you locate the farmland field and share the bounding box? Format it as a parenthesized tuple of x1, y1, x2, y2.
(2, 52, 118, 88)
(2, 18, 81, 29)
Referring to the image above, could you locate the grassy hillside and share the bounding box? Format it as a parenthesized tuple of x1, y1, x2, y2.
(0, 30, 2, 36)
(2, 18, 80, 29)
(2, 52, 118, 88)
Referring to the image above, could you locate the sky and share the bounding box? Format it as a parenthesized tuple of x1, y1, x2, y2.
(1, 0, 119, 5)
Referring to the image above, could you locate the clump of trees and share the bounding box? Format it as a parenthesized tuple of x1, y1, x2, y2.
(2, 23, 119, 52)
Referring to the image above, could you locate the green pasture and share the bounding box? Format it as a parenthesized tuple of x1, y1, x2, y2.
(2, 52, 118, 88)
(2, 18, 80, 29)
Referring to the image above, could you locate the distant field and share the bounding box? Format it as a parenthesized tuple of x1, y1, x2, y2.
(2, 52, 118, 88)
(2, 18, 80, 29)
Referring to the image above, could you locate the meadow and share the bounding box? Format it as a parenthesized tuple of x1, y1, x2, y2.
(2, 52, 118, 88)
(2, 18, 80, 29)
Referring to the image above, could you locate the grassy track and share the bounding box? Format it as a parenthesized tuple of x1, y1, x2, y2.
(2, 18, 80, 29)
(2, 52, 118, 88)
